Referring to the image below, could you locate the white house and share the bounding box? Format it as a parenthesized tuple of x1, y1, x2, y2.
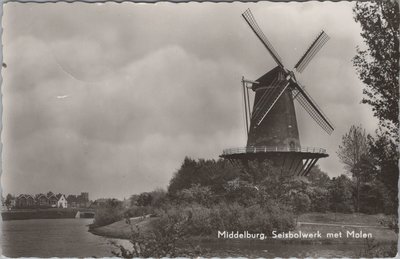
(57, 194, 68, 208)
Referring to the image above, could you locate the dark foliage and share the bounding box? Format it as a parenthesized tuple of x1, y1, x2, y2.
(368, 132, 399, 193)
(367, 131, 398, 214)
(353, 0, 399, 137)
(168, 157, 241, 197)
(111, 210, 202, 258)
(93, 199, 124, 227)
(328, 175, 354, 213)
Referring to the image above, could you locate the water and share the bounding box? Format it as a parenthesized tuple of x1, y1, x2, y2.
(0, 219, 376, 257)
(1, 218, 129, 258)
(200, 240, 365, 258)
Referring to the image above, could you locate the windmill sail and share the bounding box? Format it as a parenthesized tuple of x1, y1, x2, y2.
(294, 31, 330, 73)
(292, 83, 334, 134)
(242, 9, 284, 68)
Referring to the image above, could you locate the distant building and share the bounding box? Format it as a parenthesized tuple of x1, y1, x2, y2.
(35, 194, 49, 207)
(16, 194, 35, 208)
(47, 193, 58, 208)
(56, 194, 67, 208)
(13, 191, 89, 209)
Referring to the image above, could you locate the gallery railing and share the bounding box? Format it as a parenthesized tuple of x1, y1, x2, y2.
(222, 146, 327, 155)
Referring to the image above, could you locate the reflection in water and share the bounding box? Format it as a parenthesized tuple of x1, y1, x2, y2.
(1, 218, 365, 258)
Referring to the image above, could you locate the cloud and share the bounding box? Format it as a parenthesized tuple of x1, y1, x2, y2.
(1, 1, 378, 199)
(2, 35, 245, 198)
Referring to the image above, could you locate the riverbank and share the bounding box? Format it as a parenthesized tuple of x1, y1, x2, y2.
(89, 215, 157, 239)
(1, 208, 95, 221)
(89, 212, 398, 244)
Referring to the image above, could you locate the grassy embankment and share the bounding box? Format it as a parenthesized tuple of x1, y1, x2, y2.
(1, 208, 94, 220)
(89, 212, 397, 243)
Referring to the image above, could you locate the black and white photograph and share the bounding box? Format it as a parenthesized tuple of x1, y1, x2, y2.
(0, 0, 398, 257)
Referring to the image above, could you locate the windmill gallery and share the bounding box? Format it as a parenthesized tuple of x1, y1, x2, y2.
(221, 9, 334, 176)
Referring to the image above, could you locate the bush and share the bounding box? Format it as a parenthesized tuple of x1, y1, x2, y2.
(93, 199, 124, 227)
(308, 187, 329, 212)
(112, 206, 202, 258)
(112, 201, 295, 257)
(124, 205, 155, 218)
(168, 158, 240, 197)
(329, 175, 354, 213)
(223, 180, 259, 206)
(160, 202, 295, 236)
(134, 189, 167, 208)
(176, 184, 214, 207)
(359, 181, 386, 214)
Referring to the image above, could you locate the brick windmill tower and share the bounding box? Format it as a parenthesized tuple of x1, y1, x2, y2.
(221, 9, 334, 176)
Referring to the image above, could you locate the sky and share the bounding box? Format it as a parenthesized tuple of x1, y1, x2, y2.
(1, 1, 379, 200)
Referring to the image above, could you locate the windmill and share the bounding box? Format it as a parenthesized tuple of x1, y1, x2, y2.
(221, 9, 334, 176)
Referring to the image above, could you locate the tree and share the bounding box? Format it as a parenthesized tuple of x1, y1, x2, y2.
(329, 175, 354, 213)
(367, 131, 398, 214)
(337, 125, 369, 212)
(358, 180, 386, 214)
(337, 125, 369, 173)
(167, 157, 240, 197)
(177, 184, 214, 207)
(5, 194, 13, 210)
(307, 165, 331, 188)
(368, 131, 399, 193)
(353, 1, 399, 138)
(308, 187, 329, 213)
(136, 193, 153, 207)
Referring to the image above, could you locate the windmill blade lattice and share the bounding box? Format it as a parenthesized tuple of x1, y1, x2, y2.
(294, 31, 330, 73)
(242, 9, 285, 68)
(292, 83, 334, 134)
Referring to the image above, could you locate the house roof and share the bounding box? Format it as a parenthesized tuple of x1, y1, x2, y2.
(17, 194, 35, 200)
(47, 192, 57, 199)
(56, 193, 65, 199)
(36, 194, 48, 200)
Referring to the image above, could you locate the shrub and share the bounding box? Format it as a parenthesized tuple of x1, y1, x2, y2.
(112, 201, 295, 257)
(111, 206, 202, 258)
(124, 205, 155, 218)
(159, 202, 295, 236)
(223, 180, 259, 206)
(359, 181, 386, 214)
(168, 158, 240, 197)
(308, 187, 329, 212)
(176, 184, 214, 207)
(329, 175, 354, 213)
(93, 199, 124, 227)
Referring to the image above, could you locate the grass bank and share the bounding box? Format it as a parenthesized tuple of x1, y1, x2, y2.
(89, 216, 158, 239)
(1, 208, 81, 221)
